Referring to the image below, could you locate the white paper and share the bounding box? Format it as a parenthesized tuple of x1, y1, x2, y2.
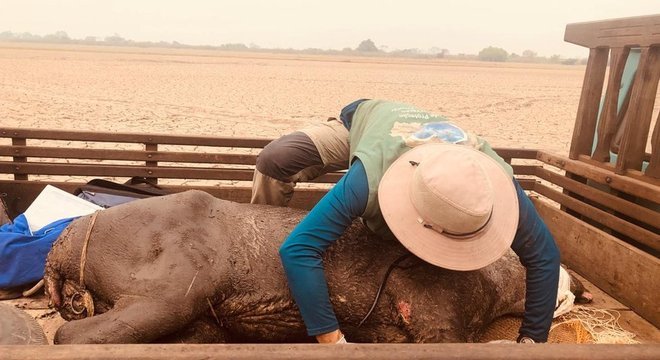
(23, 185, 103, 234)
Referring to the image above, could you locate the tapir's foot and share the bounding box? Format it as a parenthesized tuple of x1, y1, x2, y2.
(575, 291, 593, 304)
(567, 269, 593, 304)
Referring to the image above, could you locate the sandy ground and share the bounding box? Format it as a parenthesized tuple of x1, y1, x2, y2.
(0, 42, 587, 155)
(0, 42, 657, 345)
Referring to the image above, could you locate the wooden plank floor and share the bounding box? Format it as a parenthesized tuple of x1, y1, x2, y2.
(568, 271, 659, 343)
(5, 343, 660, 360)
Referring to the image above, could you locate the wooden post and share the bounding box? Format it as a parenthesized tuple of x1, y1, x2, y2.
(616, 46, 660, 174)
(11, 137, 28, 181)
(145, 142, 158, 184)
(568, 47, 609, 160)
(646, 112, 660, 178)
(592, 47, 631, 162)
(610, 82, 634, 155)
(564, 47, 609, 218)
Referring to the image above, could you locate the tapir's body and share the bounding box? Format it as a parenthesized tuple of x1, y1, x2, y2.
(45, 190, 527, 344)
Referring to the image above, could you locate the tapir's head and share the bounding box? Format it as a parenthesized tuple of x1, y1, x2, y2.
(44, 216, 100, 321)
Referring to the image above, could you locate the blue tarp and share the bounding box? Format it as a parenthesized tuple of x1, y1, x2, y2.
(0, 214, 75, 288)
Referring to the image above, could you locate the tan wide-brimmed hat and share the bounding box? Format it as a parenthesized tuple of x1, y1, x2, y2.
(378, 143, 519, 271)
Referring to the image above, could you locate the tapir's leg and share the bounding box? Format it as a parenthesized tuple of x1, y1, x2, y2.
(54, 296, 194, 344)
(407, 318, 470, 343)
(156, 318, 231, 343)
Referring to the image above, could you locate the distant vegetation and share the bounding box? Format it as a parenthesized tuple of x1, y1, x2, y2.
(0, 31, 586, 65)
(478, 46, 508, 62)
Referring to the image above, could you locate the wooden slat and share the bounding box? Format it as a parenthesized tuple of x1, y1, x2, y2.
(577, 155, 658, 185)
(564, 14, 660, 48)
(4, 343, 660, 360)
(616, 46, 660, 173)
(532, 197, 660, 328)
(0, 127, 272, 148)
(0, 147, 534, 172)
(510, 165, 536, 176)
(533, 183, 659, 252)
(610, 73, 635, 155)
(0, 145, 259, 165)
(516, 178, 536, 191)
(0, 162, 253, 181)
(534, 167, 660, 228)
(647, 112, 660, 178)
(0, 146, 535, 166)
(538, 151, 660, 203)
(0, 181, 330, 217)
(490, 148, 537, 160)
(0, 178, 535, 219)
(569, 47, 609, 160)
(0, 150, 534, 180)
(592, 47, 631, 162)
(0, 129, 535, 160)
(0, 162, 345, 183)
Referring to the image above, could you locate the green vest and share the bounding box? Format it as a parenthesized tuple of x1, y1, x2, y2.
(349, 100, 513, 238)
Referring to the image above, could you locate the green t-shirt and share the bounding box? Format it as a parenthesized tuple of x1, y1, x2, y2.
(349, 100, 513, 237)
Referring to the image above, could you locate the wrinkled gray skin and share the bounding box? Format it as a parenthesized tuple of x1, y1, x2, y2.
(44, 190, 529, 344)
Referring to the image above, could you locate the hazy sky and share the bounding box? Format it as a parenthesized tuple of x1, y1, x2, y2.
(2, 0, 658, 57)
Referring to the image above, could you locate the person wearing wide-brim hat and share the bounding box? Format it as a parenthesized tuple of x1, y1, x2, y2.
(263, 99, 560, 344)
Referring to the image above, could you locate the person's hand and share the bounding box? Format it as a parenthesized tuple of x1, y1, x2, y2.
(316, 329, 344, 344)
(336, 334, 349, 344)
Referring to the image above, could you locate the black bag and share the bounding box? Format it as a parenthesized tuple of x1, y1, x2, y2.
(0, 194, 11, 225)
(74, 177, 170, 208)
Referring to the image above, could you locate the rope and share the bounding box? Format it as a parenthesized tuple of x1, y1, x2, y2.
(79, 211, 100, 288)
(70, 211, 100, 317)
(22, 279, 44, 297)
(358, 253, 412, 327)
(551, 306, 639, 344)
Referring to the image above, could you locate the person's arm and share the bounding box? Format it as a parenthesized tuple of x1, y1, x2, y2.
(509, 180, 561, 342)
(279, 159, 368, 337)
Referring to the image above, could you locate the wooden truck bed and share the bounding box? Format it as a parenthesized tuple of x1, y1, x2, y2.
(1, 14, 659, 360)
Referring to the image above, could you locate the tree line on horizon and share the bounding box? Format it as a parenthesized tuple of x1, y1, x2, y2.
(0, 31, 586, 65)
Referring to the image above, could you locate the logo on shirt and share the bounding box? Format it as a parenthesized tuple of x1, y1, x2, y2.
(391, 121, 469, 147)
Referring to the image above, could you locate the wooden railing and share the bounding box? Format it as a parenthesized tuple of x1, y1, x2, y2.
(0, 126, 538, 216)
(2, 126, 655, 245)
(1, 126, 657, 327)
(548, 15, 660, 328)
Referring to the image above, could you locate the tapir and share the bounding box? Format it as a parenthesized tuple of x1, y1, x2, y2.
(45, 190, 574, 344)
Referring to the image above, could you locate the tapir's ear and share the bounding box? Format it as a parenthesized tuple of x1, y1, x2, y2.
(44, 261, 64, 309)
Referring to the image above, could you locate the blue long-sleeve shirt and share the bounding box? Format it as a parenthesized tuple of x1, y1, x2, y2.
(280, 158, 560, 342)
